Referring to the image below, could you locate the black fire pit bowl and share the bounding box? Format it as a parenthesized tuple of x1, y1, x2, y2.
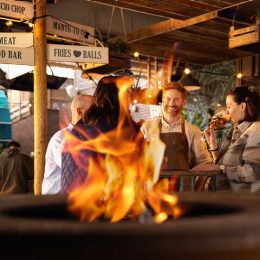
(0, 192, 260, 260)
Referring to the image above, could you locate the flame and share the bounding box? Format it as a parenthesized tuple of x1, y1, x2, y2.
(130, 45, 178, 105)
(66, 76, 183, 223)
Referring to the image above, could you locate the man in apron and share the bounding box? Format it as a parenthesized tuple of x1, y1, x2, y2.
(141, 82, 211, 191)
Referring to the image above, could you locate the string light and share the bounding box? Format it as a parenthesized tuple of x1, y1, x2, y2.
(1, 14, 98, 43)
(0, 17, 34, 28)
(133, 51, 139, 58)
(184, 67, 191, 75)
(5, 20, 13, 27)
(237, 72, 243, 79)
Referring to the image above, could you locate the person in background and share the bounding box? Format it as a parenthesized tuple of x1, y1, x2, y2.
(42, 94, 93, 194)
(0, 141, 33, 194)
(141, 81, 211, 190)
(61, 75, 137, 193)
(191, 86, 260, 192)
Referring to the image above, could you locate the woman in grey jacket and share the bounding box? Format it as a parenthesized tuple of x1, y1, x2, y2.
(191, 86, 260, 192)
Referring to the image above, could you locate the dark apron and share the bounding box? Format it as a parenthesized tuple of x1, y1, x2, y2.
(160, 119, 189, 170)
(160, 119, 190, 191)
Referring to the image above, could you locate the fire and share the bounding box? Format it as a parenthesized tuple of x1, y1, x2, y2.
(66, 76, 183, 223)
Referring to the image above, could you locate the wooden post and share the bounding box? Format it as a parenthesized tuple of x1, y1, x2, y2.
(33, 0, 47, 195)
(154, 57, 158, 89)
(147, 56, 151, 89)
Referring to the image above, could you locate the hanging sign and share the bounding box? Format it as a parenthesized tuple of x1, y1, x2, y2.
(0, 0, 33, 20)
(0, 46, 34, 65)
(47, 44, 109, 64)
(229, 22, 260, 49)
(0, 33, 33, 48)
(46, 17, 95, 44)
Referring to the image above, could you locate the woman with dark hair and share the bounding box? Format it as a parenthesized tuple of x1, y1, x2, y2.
(61, 76, 136, 193)
(83, 76, 119, 126)
(191, 85, 260, 192)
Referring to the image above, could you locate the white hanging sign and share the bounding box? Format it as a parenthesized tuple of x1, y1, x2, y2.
(46, 17, 95, 44)
(47, 44, 109, 64)
(0, 33, 33, 48)
(0, 0, 33, 20)
(0, 46, 34, 65)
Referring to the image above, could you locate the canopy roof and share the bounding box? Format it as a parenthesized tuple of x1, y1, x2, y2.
(46, 0, 260, 65)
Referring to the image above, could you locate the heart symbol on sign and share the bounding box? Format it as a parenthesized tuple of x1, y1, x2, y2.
(73, 50, 81, 57)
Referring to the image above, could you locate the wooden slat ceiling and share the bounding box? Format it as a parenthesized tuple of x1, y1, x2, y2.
(93, 0, 259, 65)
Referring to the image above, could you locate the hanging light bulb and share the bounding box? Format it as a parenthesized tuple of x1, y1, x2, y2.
(5, 20, 13, 27)
(133, 51, 139, 58)
(184, 67, 191, 75)
(237, 73, 243, 79)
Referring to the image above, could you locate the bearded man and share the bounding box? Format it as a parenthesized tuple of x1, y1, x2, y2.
(141, 82, 211, 190)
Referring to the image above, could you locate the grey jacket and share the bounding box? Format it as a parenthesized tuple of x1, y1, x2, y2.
(216, 121, 260, 192)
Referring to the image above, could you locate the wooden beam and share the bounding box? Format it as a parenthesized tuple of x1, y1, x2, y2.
(114, 11, 218, 43)
(92, 0, 187, 19)
(110, 0, 252, 43)
(92, 0, 230, 19)
(129, 32, 254, 65)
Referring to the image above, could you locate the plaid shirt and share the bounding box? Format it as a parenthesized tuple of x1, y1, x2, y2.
(216, 121, 260, 192)
(61, 115, 125, 193)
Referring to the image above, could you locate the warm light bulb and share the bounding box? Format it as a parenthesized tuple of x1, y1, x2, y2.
(237, 73, 243, 79)
(5, 20, 13, 27)
(148, 94, 152, 99)
(217, 103, 221, 107)
(184, 68, 191, 75)
(133, 99, 138, 104)
(133, 51, 139, 58)
(193, 98, 197, 102)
